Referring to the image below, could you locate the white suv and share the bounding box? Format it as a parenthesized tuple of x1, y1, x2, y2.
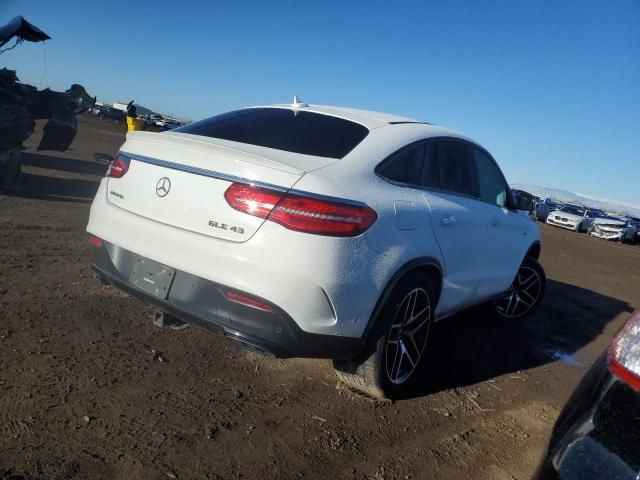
(87, 102, 545, 398)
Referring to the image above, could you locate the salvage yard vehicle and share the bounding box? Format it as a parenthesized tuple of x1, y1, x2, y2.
(631, 218, 640, 243)
(536, 200, 564, 222)
(546, 205, 589, 232)
(87, 101, 546, 398)
(534, 310, 640, 480)
(588, 216, 637, 244)
(546, 205, 600, 233)
(0, 16, 94, 187)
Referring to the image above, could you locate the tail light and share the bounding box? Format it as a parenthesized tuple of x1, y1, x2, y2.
(106, 154, 131, 178)
(224, 290, 273, 313)
(87, 235, 103, 247)
(224, 182, 377, 237)
(224, 183, 283, 219)
(609, 312, 640, 391)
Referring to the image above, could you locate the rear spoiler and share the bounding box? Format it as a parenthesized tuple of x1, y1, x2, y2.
(126, 130, 315, 175)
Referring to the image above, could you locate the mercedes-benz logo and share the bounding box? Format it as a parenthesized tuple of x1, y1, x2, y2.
(156, 177, 171, 197)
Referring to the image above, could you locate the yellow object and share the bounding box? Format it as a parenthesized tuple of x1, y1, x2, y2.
(127, 116, 145, 132)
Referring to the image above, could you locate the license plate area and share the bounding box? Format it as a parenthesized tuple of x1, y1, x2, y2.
(129, 256, 176, 299)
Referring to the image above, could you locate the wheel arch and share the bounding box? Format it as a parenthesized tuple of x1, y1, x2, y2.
(525, 241, 541, 261)
(361, 257, 443, 342)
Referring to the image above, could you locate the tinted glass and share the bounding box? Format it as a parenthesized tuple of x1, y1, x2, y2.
(420, 143, 440, 189)
(436, 142, 475, 196)
(175, 108, 369, 159)
(378, 143, 424, 185)
(561, 206, 585, 216)
(474, 148, 508, 207)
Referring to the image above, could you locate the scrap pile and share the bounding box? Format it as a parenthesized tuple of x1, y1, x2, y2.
(0, 16, 95, 186)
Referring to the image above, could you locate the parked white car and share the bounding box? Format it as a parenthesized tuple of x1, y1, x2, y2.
(588, 217, 637, 243)
(546, 205, 589, 232)
(86, 101, 546, 398)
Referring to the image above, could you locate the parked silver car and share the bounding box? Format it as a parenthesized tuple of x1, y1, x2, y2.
(588, 216, 637, 243)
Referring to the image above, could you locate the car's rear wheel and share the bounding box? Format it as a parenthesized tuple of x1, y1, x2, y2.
(493, 257, 546, 320)
(333, 272, 435, 399)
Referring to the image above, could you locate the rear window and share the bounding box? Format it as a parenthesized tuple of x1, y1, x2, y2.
(378, 143, 425, 185)
(435, 142, 475, 196)
(561, 206, 584, 216)
(174, 108, 369, 159)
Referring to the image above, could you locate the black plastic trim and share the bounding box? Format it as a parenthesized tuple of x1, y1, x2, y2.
(361, 256, 443, 342)
(526, 241, 542, 261)
(91, 243, 363, 360)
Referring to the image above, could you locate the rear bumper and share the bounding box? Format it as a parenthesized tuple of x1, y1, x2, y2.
(87, 178, 395, 338)
(91, 241, 364, 359)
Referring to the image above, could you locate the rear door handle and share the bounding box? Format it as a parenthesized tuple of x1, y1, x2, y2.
(440, 215, 457, 226)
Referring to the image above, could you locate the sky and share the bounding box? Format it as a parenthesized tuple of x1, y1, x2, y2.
(2, 1, 639, 206)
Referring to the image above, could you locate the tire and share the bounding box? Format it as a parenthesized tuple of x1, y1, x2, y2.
(333, 271, 435, 399)
(493, 257, 546, 320)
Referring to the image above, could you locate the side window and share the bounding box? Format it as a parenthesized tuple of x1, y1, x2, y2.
(473, 148, 508, 207)
(378, 143, 425, 186)
(420, 143, 440, 189)
(436, 142, 475, 196)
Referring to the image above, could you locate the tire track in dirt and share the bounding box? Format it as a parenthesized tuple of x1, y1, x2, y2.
(0, 389, 33, 441)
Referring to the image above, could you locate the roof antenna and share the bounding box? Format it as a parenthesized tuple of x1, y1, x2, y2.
(291, 95, 308, 108)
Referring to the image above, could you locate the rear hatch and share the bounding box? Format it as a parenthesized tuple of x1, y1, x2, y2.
(106, 107, 370, 242)
(106, 131, 332, 242)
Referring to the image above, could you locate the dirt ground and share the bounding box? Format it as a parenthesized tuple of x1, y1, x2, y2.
(1, 116, 639, 480)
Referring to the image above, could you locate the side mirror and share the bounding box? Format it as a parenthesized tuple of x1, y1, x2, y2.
(508, 191, 533, 211)
(515, 195, 534, 212)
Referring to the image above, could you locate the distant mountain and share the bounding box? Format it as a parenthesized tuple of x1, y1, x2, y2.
(511, 183, 640, 218)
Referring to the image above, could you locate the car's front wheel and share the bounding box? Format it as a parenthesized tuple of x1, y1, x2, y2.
(333, 271, 435, 399)
(493, 257, 546, 320)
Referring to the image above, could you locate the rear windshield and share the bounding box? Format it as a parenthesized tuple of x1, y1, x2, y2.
(174, 108, 369, 159)
(560, 206, 584, 216)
